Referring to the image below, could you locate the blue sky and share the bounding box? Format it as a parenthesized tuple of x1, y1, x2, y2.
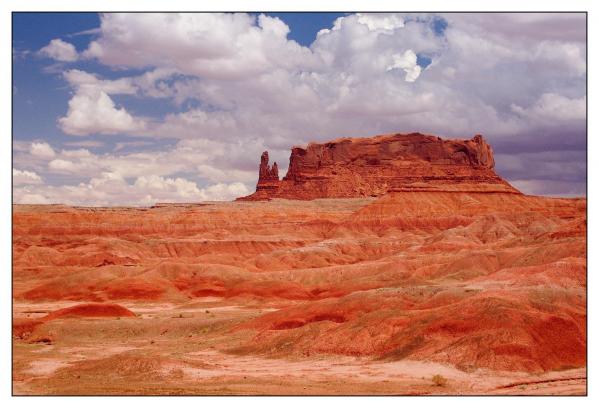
(13, 13, 348, 154)
(12, 13, 587, 205)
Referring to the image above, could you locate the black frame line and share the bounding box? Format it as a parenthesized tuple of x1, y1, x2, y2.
(10, 10, 589, 397)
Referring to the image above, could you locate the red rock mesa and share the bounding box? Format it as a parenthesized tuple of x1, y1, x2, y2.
(238, 133, 519, 201)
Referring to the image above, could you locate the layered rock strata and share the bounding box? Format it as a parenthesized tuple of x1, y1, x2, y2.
(238, 133, 519, 201)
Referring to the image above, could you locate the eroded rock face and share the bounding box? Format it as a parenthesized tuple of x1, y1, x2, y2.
(238, 132, 519, 201)
(250, 151, 281, 200)
(259, 151, 279, 182)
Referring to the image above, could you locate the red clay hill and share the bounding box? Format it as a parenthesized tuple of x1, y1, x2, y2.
(238, 132, 519, 201)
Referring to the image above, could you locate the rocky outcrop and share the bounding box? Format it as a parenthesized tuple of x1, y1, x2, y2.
(238, 132, 520, 201)
(248, 151, 281, 200)
(259, 151, 279, 182)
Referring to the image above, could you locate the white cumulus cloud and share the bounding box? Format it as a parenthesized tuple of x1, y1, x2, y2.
(13, 172, 250, 206)
(386, 49, 422, 82)
(29, 142, 55, 158)
(13, 169, 42, 185)
(39, 39, 78, 62)
(82, 13, 318, 80)
(58, 87, 146, 136)
(511, 93, 586, 122)
(356, 13, 405, 32)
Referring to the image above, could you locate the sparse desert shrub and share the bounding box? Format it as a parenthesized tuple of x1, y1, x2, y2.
(29, 336, 53, 345)
(432, 374, 448, 387)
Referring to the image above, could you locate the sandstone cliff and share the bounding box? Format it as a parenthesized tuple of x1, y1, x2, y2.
(238, 132, 519, 201)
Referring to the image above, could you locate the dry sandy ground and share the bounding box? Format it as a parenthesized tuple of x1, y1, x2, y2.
(12, 299, 585, 395)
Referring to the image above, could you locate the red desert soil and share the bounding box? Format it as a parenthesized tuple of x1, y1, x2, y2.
(12, 133, 586, 395)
